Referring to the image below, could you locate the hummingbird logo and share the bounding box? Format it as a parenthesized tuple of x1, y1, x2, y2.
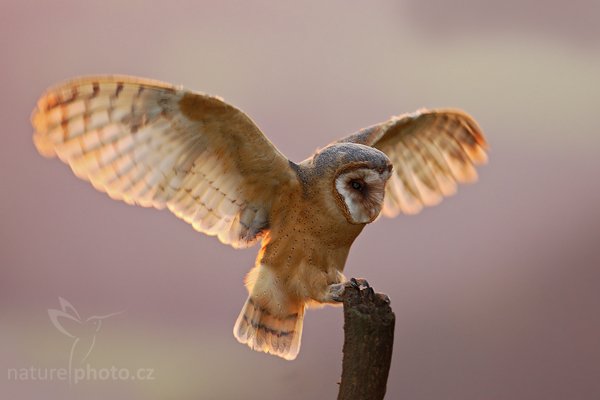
(48, 297, 123, 373)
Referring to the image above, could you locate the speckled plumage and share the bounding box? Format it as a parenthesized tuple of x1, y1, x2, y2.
(32, 75, 488, 360)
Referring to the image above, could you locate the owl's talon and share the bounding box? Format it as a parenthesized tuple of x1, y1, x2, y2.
(349, 278, 370, 290)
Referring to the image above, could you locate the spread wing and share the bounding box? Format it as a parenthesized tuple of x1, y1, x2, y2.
(338, 109, 488, 217)
(32, 75, 294, 248)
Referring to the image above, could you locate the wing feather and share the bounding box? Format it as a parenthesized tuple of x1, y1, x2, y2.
(338, 109, 488, 217)
(32, 75, 293, 248)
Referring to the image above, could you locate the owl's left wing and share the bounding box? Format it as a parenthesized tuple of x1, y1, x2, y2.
(32, 75, 294, 248)
(338, 109, 488, 217)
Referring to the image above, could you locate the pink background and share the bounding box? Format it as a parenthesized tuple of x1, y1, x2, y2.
(1, 1, 599, 399)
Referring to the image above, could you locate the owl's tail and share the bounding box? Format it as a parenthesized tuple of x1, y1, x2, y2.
(233, 296, 305, 360)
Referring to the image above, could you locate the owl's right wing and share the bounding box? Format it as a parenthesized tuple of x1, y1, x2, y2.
(32, 75, 295, 248)
(338, 109, 488, 217)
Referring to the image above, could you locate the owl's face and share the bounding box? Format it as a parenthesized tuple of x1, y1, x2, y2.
(334, 164, 392, 224)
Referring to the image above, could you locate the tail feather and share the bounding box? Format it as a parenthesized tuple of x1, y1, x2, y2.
(233, 297, 305, 360)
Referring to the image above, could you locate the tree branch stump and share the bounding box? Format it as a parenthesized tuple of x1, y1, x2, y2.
(337, 283, 395, 400)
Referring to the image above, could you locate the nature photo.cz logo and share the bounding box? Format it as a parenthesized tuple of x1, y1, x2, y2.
(7, 298, 155, 385)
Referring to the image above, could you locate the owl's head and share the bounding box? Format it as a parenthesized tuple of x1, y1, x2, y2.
(334, 162, 392, 224)
(313, 143, 392, 224)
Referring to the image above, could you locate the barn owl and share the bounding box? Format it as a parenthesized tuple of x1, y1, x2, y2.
(31, 76, 488, 360)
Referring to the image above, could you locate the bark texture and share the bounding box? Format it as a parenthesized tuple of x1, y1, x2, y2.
(337, 283, 395, 400)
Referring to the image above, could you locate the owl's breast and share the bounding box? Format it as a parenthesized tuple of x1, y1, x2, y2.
(259, 187, 364, 274)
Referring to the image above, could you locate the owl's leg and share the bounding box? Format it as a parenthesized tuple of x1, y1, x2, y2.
(324, 278, 371, 303)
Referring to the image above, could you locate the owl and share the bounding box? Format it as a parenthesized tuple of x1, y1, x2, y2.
(31, 76, 488, 360)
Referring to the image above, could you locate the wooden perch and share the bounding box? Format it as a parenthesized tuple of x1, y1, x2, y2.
(337, 282, 395, 400)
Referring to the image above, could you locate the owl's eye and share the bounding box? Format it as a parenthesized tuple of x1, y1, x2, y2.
(350, 180, 364, 191)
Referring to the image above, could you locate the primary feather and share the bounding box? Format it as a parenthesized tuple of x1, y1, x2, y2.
(31, 75, 293, 248)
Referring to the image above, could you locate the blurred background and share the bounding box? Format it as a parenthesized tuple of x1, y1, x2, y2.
(1, 1, 599, 399)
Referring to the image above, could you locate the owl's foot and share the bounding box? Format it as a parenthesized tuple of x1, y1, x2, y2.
(326, 278, 372, 302)
(327, 283, 346, 302)
(349, 277, 370, 290)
